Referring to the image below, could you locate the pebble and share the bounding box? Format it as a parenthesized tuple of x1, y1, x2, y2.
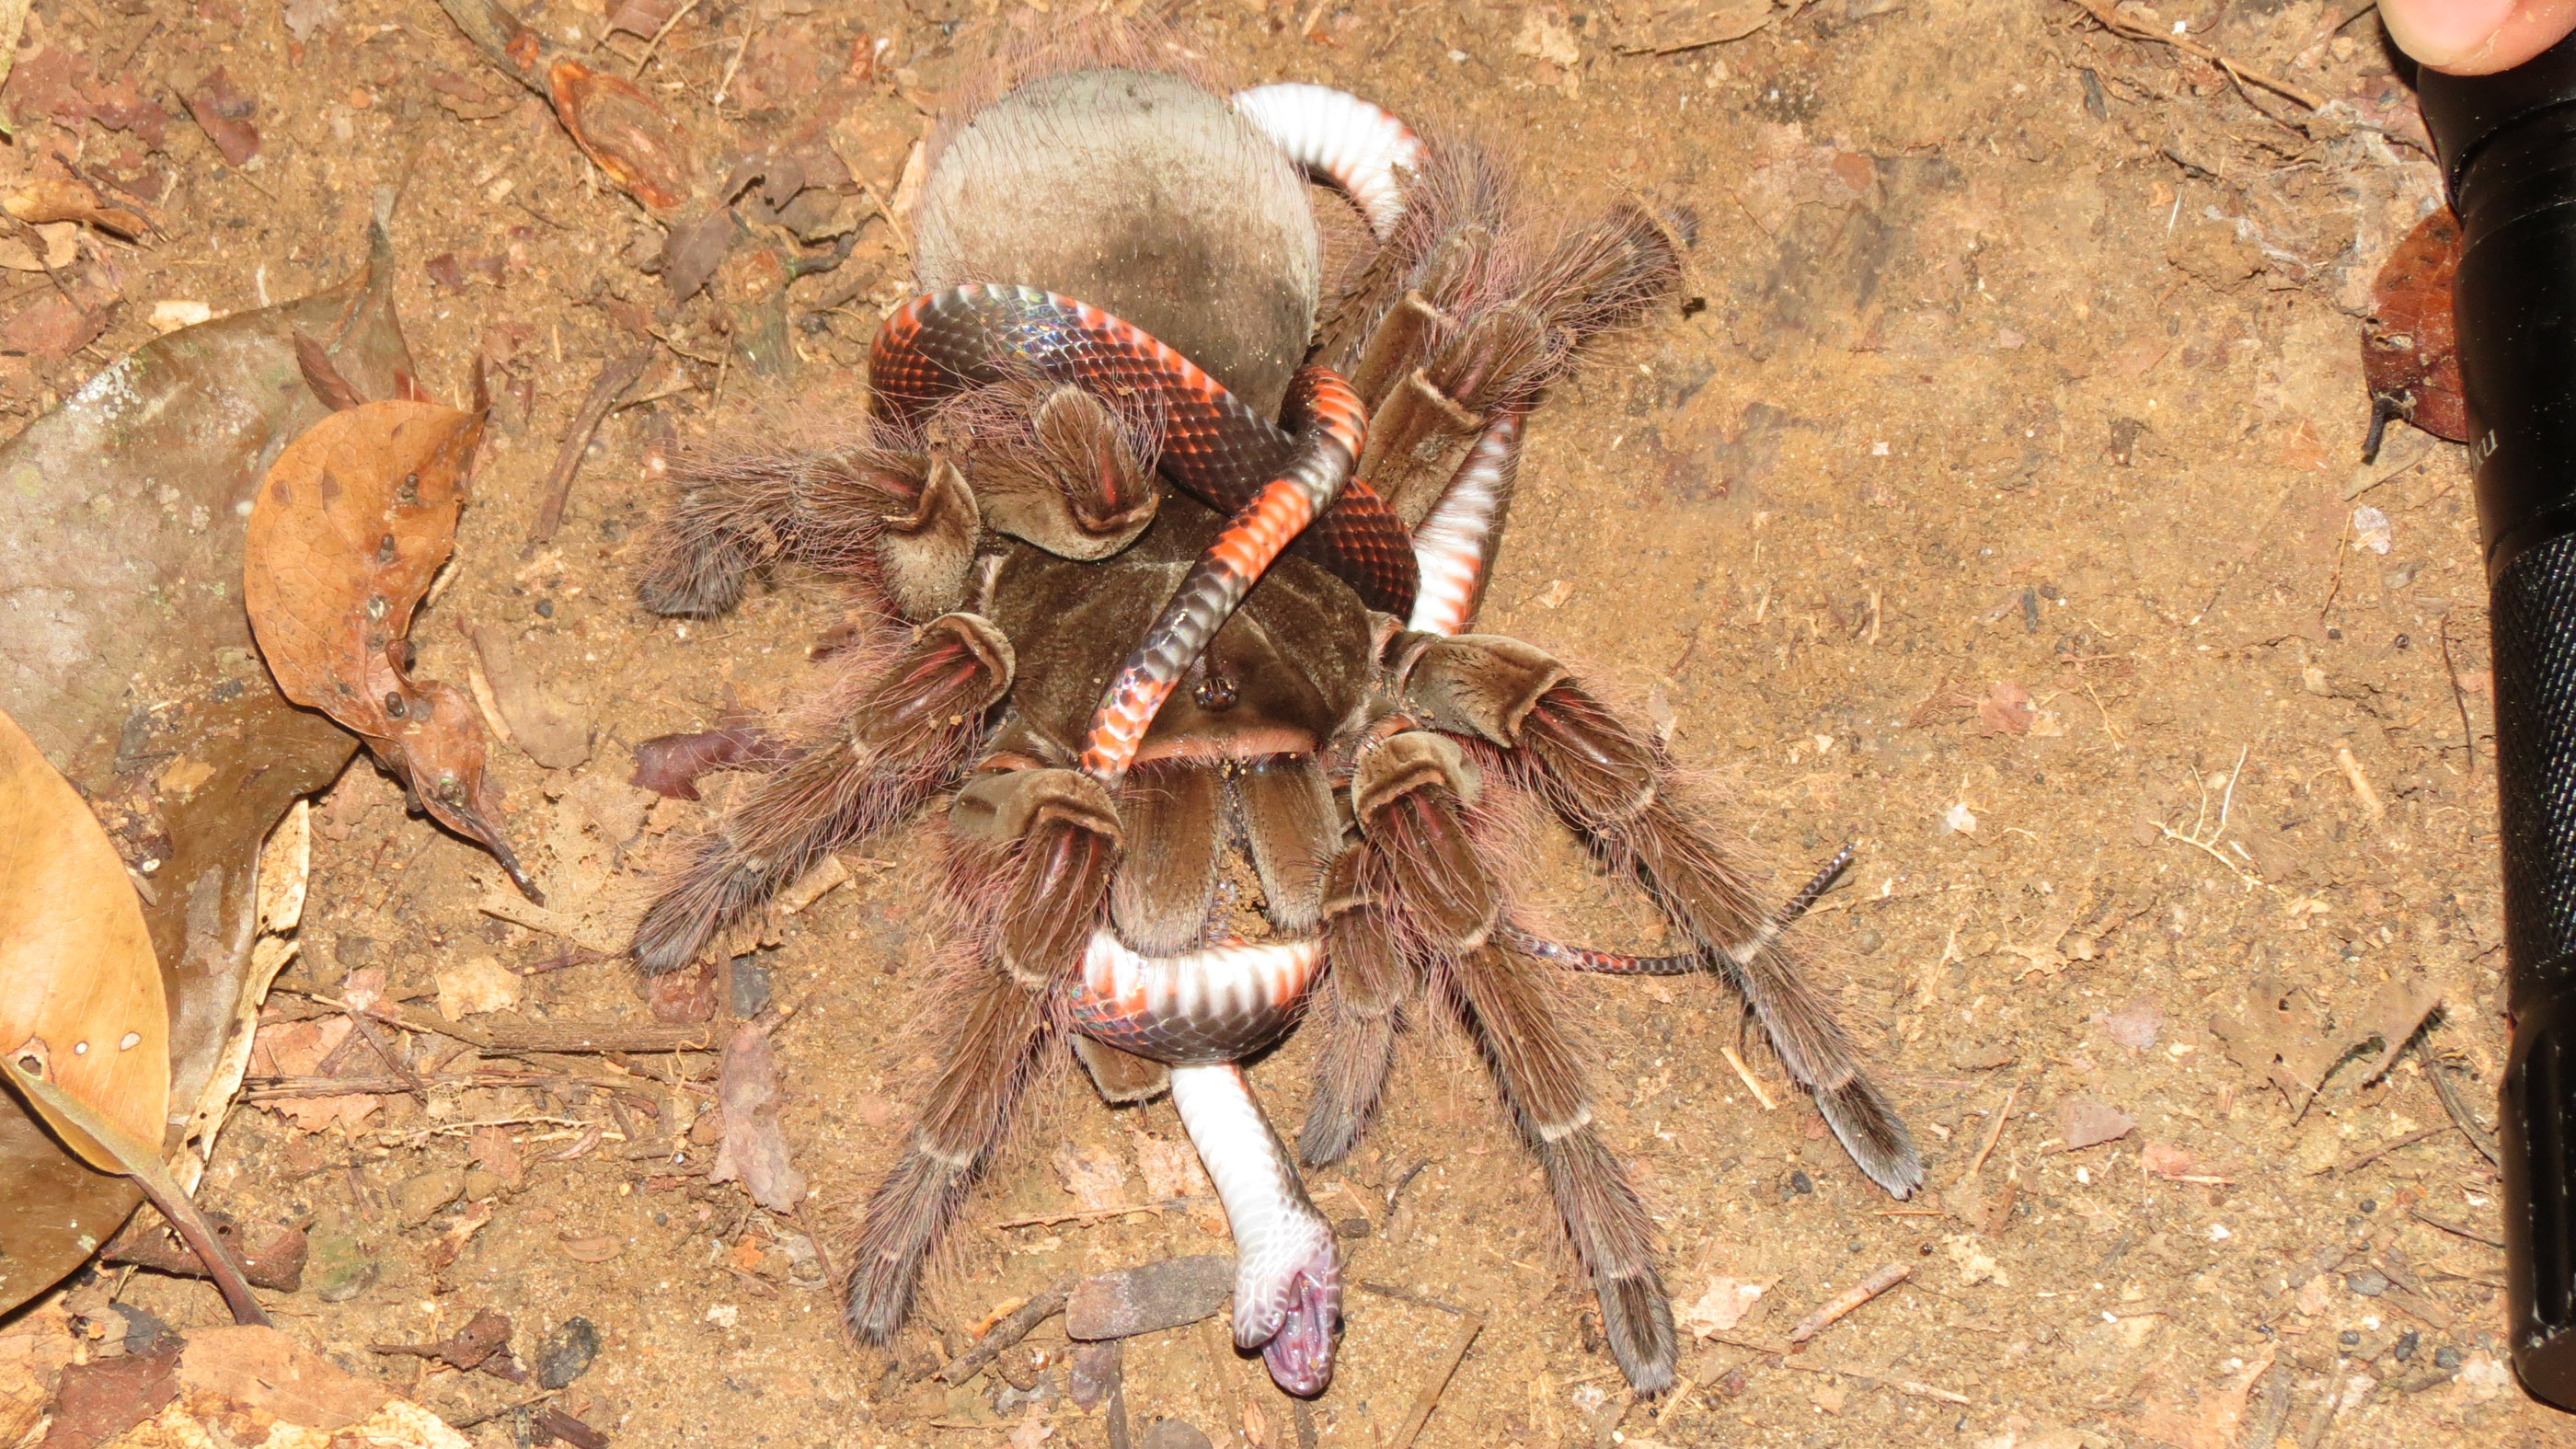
(1066, 1257, 1235, 1340)
(1139, 1420, 1213, 1449)
(394, 1167, 466, 1227)
(730, 956, 773, 1017)
(2346, 1269, 2390, 1298)
(1067, 1341, 1121, 1410)
(536, 1317, 602, 1389)
(462, 1168, 506, 1202)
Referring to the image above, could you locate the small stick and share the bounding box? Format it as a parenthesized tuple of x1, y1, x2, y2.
(345, 1010, 427, 1098)
(2064, 0, 2323, 109)
(939, 1276, 1075, 1385)
(985, 1196, 1210, 1229)
(2441, 613, 2476, 783)
(2410, 1207, 2503, 1249)
(1719, 1045, 1777, 1110)
(1356, 1280, 1470, 1317)
(534, 345, 652, 542)
(1966, 1079, 2021, 1179)
(2426, 1061, 2502, 1167)
(2334, 1125, 2445, 1176)
(1387, 1311, 1482, 1449)
(628, 0, 699, 75)
(1785, 1262, 1909, 1344)
(1705, 1335, 1970, 1404)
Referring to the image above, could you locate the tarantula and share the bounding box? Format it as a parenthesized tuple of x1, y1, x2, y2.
(627, 40, 1920, 1397)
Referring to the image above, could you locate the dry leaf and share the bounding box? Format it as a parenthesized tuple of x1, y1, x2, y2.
(2355, 974, 2440, 1083)
(0, 705, 169, 1313)
(466, 624, 590, 769)
(469, 1123, 523, 1185)
(2058, 1098, 2134, 1151)
(1976, 681, 2036, 737)
(707, 1018, 806, 1212)
(1677, 1274, 1773, 1336)
(1053, 1141, 1129, 1213)
(558, 1234, 623, 1263)
(2, 177, 147, 238)
(2363, 212, 2467, 446)
(2209, 977, 2341, 1110)
(1128, 1128, 1210, 1202)
(433, 956, 521, 1018)
(1514, 7, 1581, 64)
(181, 68, 261, 167)
(2127, 1344, 2274, 1449)
(243, 400, 539, 900)
(2140, 1142, 2198, 1179)
(2094, 995, 2162, 1052)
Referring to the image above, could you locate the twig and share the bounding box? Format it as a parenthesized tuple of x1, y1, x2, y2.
(1388, 1310, 1482, 1449)
(2441, 613, 2476, 783)
(2410, 1207, 2503, 1249)
(534, 346, 652, 542)
(629, 0, 700, 76)
(2334, 1125, 2446, 1175)
(298, 991, 717, 1055)
(940, 1276, 1075, 1385)
(1705, 1334, 1971, 1404)
(2064, 0, 2323, 109)
(1967, 1079, 2021, 1179)
(2426, 1062, 2502, 1167)
(1356, 1281, 1470, 1317)
(345, 1010, 427, 1098)
(1719, 1045, 1777, 1110)
(985, 1196, 1210, 1229)
(1785, 1262, 1910, 1344)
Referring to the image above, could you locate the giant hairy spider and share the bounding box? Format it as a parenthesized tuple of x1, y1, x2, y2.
(627, 39, 1919, 1398)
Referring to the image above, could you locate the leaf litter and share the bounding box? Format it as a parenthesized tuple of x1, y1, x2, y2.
(243, 398, 540, 900)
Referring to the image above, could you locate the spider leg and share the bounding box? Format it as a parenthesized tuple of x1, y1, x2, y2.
(630, 613, 1013, 975)
(844, 968, 1053, 1342)
(1392, 632, 1924, 1201)
(1349, 728, 1679, 1394)
(1297, 844, 1418, 1167)
(635, 432, 980, 622)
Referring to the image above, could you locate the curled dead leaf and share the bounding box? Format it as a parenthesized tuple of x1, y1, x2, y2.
(243, 401, 540, 901)
(2362, 211, 2467, 458)
(2, 177, 149, 240)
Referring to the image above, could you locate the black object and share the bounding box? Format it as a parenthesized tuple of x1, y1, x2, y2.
(2422, 35, 2576, 1411)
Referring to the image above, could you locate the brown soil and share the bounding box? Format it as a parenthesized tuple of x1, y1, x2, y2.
(19, 0, 2561, 1443)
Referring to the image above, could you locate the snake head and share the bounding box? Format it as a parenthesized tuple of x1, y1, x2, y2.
(1236, 1238, 1341, 1397)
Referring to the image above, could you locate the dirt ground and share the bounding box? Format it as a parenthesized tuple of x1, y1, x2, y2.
(11, 0, 2565, 1442)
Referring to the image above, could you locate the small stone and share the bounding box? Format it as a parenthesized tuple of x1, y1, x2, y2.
(2435, 1345, 2463, 1370)
(729, 956, 773, 1017)
(462, 1169, 506, 1202)
(1139, 1421, 1213, 1449)
(1066, 1257, 1235, 1340)
(1067, 1341, 1121, 1410)
(395, 1167, 466, 1226)
(1853, 928, 1883, 954)
(1334, 1217, 1371, 1239)
(2346, 1269, 2389, 1298)
(535, 1317, 601, 1389)
(2393, 1329, 2420, 1363)
(1787, 1170, 1814, 1197)
(2339, 1329, 2362, 1348)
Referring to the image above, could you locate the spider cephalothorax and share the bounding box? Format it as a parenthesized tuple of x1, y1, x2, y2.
(628, 46, 1918, 1398)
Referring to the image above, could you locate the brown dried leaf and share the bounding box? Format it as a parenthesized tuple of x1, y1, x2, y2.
(243, 402, 538, 900)
(468, 1123, 523, 1185)
(2127, 1344, 2274, 1449)
(2363, 212, 2467, 444)
(547, 57, 694, 215)
(2140, 1142, 2198, 1179)
(182, 68, 261, 167)
(466, 624, 589, 769)
(1052, 1141, 1129, 1213)
(2209, 977, 2340, 1108)
(3, 178, 148, 239)
(1975, 680, 2036, 737)
(629, 721, 782, 799)
(707, 1018, 805, 1212)
(0, 705, 170, 1307)
(1677, 1274, 1774, 1337)
(2058, 1098, 2134, 1151)
(0, 293, 108, 361)
(604, 0, 680, 39)
(2356, 974, 2441, 1083)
